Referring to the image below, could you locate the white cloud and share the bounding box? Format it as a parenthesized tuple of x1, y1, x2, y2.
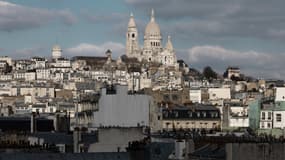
(187, 45, 285, 79)
(188, 45, 271, 63)
(0, 1, 77, 31)
(66, 42, 125, 58)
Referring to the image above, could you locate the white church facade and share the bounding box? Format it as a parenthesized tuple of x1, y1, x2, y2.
(126, 9, 178, 67)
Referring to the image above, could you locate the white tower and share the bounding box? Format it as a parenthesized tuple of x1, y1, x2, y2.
(161, 35, 177, 66)
(126, 12, 139, 57)
(143, 9, 162, 61)
(52, 45, 62, 59)
(165, 36, 174, 52)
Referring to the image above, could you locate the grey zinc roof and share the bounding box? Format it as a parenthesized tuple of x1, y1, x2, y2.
(169, 103, 219, 111)
(75, 82, 96, 90)
(31, 132, 98, 145)
(0, 152, 130, 160)
(32, 104, 46, 108)
(190, 144, 225, 159)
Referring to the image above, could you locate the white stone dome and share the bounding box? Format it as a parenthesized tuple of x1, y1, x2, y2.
(52, 45, 61, 51)
(145, 21, 161, 36)
(144, 9, 161, 36)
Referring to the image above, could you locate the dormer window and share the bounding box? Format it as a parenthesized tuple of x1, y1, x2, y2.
(163, 111, 168, 118)
(197, 112, 200, 117)
(175, 111, 178, 117)
(188, 111, 192, 117)
(202, 112, 206, 117)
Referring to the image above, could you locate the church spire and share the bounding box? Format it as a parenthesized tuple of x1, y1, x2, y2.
(128, 12, 136, 28)
(126, 12, 139, 57)
(165, 35, 173, 51)
(151, 8, 155, 22)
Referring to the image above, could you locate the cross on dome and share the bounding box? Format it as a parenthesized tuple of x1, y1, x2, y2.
(151, 8, 155, 22)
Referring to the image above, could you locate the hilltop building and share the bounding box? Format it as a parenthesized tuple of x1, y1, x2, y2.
(126, 9, 178, 67)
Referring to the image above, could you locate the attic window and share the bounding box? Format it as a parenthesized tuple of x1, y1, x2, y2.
(163, 111, 168, 117)
(283, 96, 285, 99)
(172, 95, 178, 100)
(164, 95, 170, 101)
(202, 112, 207, 117)
(188, 111, 192, 117)
(175, 111, 178, 117)
(197, 112, 200, 117)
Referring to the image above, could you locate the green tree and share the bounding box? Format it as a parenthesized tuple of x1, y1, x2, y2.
(203, 66, 217, 80)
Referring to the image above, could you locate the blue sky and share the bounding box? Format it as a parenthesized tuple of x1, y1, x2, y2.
(1, 0, 285, 79)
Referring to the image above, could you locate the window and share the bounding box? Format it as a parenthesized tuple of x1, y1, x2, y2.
(175, 111, 179, 117)
(163, 111, 168, 118)
(164, 95, 170, 101)
(197, 112, 200, 117)
(276, 114, 282, 122)
(132, 33, 135, 38)
(215, 112, 219, 118)
(261, 122, 264, 128)
(261, 112, 265, 120)
(267, 122, 271, 128)
(172, 95, 178, 101)
(202, 112, 207, 117)
(268, 112, 271, 120)
(188, 111, 192, 117)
